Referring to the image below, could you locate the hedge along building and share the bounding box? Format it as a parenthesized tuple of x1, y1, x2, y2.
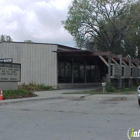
(0, 42, 139, 89)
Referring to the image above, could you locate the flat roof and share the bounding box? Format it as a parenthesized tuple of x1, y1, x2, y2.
(54, 50, 110, 56)
(0, 41, 78, 50)
(1, 42, 139, 65)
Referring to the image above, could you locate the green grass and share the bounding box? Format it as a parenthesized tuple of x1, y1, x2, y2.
(3, 89, 37, 99)
(62, 86, 137, 95)
(18, 83, 53, 91)
(3, 83, 53, 100)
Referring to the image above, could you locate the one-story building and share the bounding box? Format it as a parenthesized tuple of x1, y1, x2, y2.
(0, 42, 139, 89)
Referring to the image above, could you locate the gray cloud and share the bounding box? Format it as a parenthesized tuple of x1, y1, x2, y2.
(0, 0, 75, 47)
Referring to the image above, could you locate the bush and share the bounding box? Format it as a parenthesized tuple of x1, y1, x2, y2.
(3, 89, 37, 99)
(18, 83, 53, 91)
(121, 86, 126, 91)
(3, 83, 53, 100)
(105, 83, 115, 92)
(36, 84, 53, 90)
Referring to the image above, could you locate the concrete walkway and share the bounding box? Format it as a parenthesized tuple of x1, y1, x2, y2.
(0, 87, 100, 104)
(0, 87, 137, 104)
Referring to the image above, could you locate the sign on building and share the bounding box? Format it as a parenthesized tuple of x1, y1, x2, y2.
(0, 63, 21, 82)
(112, 64, 122, 78)
(0, 58, 13, 63)
(132, 67, 139, 78)
(123, 66, 131, 78)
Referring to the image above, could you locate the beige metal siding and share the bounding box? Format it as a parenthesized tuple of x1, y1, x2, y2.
(0, 82, 18, 90)
(0, 42, 58, 88)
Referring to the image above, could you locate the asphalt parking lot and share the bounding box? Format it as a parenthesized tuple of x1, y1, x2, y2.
(0, 93, 139, 140)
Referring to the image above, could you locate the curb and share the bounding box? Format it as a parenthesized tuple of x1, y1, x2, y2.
(0, 94, 91, 105)
(0, 96, 64, 105)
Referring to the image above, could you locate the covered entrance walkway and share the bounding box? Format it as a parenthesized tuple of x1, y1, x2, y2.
(54, 50, 140, 89)
(57, 51, 109, 88)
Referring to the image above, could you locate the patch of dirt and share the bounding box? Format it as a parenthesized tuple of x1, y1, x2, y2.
(109, 97, 127, 101)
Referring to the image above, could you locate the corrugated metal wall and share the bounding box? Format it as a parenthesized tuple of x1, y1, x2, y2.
(0, 42, 58, 88)
(0, 82, 18, 90)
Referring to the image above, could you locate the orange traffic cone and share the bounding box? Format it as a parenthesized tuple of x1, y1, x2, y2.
(0, 89, 3, 100)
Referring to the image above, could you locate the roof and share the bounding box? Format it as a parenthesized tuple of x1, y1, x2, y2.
(54, 50, 111, 56)
(0, 41, 78, 50)
(1, 42, 139, 64)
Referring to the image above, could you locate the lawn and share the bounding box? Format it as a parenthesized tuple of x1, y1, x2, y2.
(62, 86, 137, 95)
(3, 83, 53, 99)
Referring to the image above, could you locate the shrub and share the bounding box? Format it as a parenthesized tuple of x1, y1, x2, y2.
(18, 83, 53, 91)
(36, 84, 53, 90)
(3, 89, 37, 99)
(121, 86, 126, 91)
(105, 83, 115, 92)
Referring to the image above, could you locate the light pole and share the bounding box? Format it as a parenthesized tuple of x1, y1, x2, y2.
(135, 27, 140, 58)
(135, 27, 139, 84)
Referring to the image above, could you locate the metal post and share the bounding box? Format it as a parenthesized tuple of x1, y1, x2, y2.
(71, 58, 74, 83)
(84, 60, 86, 83)
(137, 58, 139, 85)
(102, 82, 106, 94)
(119, 55, 122, 89)
(129, 57, 131, 87)
(107, 52, 111, 83)
(103, 86, 105, 94)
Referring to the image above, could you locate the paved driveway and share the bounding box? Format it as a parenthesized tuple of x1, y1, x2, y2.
(0, 94, 139, 140)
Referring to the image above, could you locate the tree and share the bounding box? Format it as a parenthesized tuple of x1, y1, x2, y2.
(0, 34, 13, 42)
(123, 25, 140, 58)
(122, 2, 140, 58)
(6, 35, 13, 42)
(63, 0, 140, 55)
(0, 35, 5, 42)
(24, 40, 34, 43)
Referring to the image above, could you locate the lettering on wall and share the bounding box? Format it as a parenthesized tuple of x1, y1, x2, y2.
(0, 63, 21, 82)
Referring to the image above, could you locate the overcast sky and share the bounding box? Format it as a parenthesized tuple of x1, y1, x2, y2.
(0, 0, 75, 47)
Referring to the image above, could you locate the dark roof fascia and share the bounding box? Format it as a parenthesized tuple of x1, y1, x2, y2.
(111, 54, 122, 59)
(112, 54, 138, 64)
(53, 50, 111, 57)
(131, 59, 139, 65)
(53, 50, 93, 57)
(57, 44, 79, 50)
(91, 51, 110, 56)
(53, 50, 91, 53)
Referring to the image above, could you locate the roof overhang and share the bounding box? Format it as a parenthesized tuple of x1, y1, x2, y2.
(53, 50, 139, 67)
(53, 50, 110, 57)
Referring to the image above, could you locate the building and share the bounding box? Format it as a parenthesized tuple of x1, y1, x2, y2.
(0, 42, 139, 89)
